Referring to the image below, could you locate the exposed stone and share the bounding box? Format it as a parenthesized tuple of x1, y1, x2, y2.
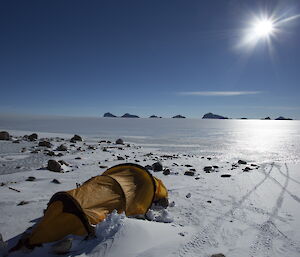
(202, 113, 228, 119)
(28, 133, 38, 141)
(103, 112, 117, 118)
(46, 151, 56, 156)
(39, 141, 53, 148)
(152, 162, 163, 172)
(75, 157, 82, 160)
(184, 170, 195, 176)
(117, 156, 125, 160)
(172, 115, 186, 118)
(243, 167, 252, 172)
(17, 201, 29, 206)
(51, 179, 61, 184)
(47, 160, 62, 172)
(58, 160, 69, 166)
(116, 138, 124, 145)
(203, 166, 214, 173)
(121, 113, 139, 118)
(221, 174, 231, 178)
(238, 160, 247, 165)
(186, 193, 191, 198)
(56, 144, 68, 151)
(99, 165, 108, 169)
(0, 131, 10, 140)
(70, 134, 82, 142)
(163, 168, 171, 175)
(211, 254, 226, 257)
(26, 176, 36, 182)
(145, 165, 152, 170)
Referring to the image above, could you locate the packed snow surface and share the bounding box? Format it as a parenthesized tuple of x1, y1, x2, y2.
(0, 117, 300, 257)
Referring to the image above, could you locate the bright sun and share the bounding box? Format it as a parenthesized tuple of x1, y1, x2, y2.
(252, 18, 274, 38)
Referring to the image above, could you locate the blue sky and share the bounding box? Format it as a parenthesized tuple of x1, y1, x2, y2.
(0, 0, 300, 119)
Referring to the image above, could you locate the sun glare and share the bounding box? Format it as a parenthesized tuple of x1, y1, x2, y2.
(252, 18, 274, 38)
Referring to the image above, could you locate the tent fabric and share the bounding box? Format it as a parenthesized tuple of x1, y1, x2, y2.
(23, 163, 168, 247)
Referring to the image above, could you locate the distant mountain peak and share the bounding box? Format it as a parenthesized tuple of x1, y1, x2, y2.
(103, 112, 117, 118)
(202, 113, 228, 119)
(121, 113, 140, 118)
(172, 115, 186, 118)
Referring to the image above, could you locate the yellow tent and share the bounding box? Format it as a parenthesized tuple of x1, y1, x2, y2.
(11, 163, 168, 250)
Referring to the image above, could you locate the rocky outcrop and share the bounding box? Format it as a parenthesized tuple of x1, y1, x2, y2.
(115, 138, 124, 145)
(264, 117, 271, 120)
(103, 112, 117, 118)
(275, 116, 293, 120)
(152, 162, 163, 172)
(47, 160, 62, 172)
(202, 113, 228, 119)
(70, 134, 82, 142)
(121, 113, 139, 118)
(172, 115, 186, 118)
(28, 133, 38, 141)
(0, 131, 10, 140)
(38, 141, 53, 148)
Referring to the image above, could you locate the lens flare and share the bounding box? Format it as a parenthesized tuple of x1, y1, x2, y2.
(252, 18, 274, 38)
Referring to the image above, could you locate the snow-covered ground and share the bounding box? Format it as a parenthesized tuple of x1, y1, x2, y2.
(0, 129, 300, 257)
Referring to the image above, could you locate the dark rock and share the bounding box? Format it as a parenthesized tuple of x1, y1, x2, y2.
(207, 157, 211, 160)
(238, 160, 247, 165)
(0, 131, 10, 140)
(202, 113, 228, 119)
(56, 144, 68, 151)
(17, 201, 29, 206)
(103, 112, 117, 118)
(152, 162, 163, 172)
(28, 133, 38, 141)
(121, 113, 139, 118)
(221, 174, 231, 178)
(13, 140, 20, 143)
(99, 165, 108, 169)
(275, 116, 292, 120)
(213, 165, 219, 169)
(243, 167, 252, 172)
(211, 254, 226, 257)
(145, 165, 152, 170)
(51, 179, 61, 184)
(116, 138, 124, 145)
(135, 159, 140, 162)
(70, 134, 82, 142)
(47, 160, 62, 172)
(185, 164, 193, 167)
(186, 193, 191, 198)
(203, 166, 214, 172)
(39, 141, 53, 148)
(46, 151, 55, 156)
(172, 115, 186, 118)
(26, 176, 36, 182)
(184, 171, 195, 176)
(264, 117, 271, 120)
(149, 115, 159, 118)
(117, 156, 125, 160)
(58, 160, 69, 166)
(163, 168, 171, 175)
(207, 200, 212, 203)
(88, 145, 96, 150)
(75, 157, 82, 160)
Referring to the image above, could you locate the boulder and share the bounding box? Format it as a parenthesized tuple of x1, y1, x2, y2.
(0, 131, 10, 140)
(26, 176, 36, 182)
(47, 160, 62, 172)
(220, 174, 231, 178)
(39, 141, 53, 148)
(203, 166, 214, 173)
(51, 179, 61, 184)
(184, 170, 195, 176)
(275, 116, 292, 120)
(117, 156, 125, 160)
(56, 144, 68, 151)
(238, 160, 247, 165)
(70, 134, 82, 142)
(163, 168, 170, 175)
(152, 162, 163, 172)
(28, 133, 38, 141)
(115, 138, 124, 145)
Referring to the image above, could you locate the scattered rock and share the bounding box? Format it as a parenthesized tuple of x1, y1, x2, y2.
(163, 168, 170, 175)
(185, 164, 193, 167)
(207, 200, 212, 203)
(70, 134, 82, 142)
(184, 171, 195, 176)
(238, 160, 247, 165)
(26, 176, 36, 182)
(117, 156, 125, 160)
(207, 157, 211, 160)
(47, 160, 62, 172)
(12, 140, 20, 143)
(99, 165, 108, 169)
(0, 131, 10, 140)
(145, 165, 152, 170)
(221, 174, 231, 178)
(75, 157, 82, 160)
(28, 133, 38, 141)
(152, 162, 163, 172)
(211, 254, 226, 257)
(39, 141, 53, 148)
(203, 166, 214, 173)
(17, 201, 29, 206)
(46, 151, 56, 156)
(115, 138, 124, 145)
(58, 160, 69, 166)
(243, 167, 252, 172)
(186, 193, 191, 198)
(56, 144, 68, 151)
(51, 179, 61, 184)
(169, 201, 175, 207)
